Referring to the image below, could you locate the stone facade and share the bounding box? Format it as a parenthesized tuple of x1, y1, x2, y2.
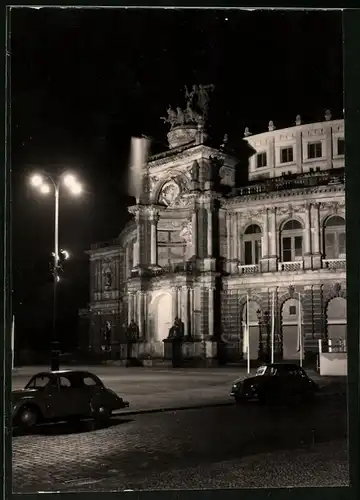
(83, 115, 346, 366)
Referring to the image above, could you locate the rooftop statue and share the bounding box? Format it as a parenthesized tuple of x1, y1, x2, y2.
(161, 84, 215, 128)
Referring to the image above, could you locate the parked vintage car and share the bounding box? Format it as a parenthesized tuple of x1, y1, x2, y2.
(12, 369, 130, 428)
(230, 363, 320, 405)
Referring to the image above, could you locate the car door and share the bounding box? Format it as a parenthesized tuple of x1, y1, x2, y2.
(48, 375, 80, 418)
(81, 373, 106, 412)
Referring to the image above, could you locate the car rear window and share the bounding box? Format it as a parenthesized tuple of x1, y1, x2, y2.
(83, 376, 99, 386)
(256, 366, 267, 376)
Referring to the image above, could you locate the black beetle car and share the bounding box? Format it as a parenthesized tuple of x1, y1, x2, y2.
(12, 370, 130, 428)
(230, 363, 320, 405)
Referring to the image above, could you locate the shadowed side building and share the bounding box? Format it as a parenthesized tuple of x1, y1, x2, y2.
(81, 101, 346, 366)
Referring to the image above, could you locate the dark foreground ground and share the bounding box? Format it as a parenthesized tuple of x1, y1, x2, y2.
(13, 389, 348, 492)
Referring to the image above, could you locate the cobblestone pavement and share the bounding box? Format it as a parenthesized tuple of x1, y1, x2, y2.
(12, 391, 348, 493)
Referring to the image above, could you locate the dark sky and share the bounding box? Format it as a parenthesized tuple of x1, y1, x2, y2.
(10, 8, 343, 349)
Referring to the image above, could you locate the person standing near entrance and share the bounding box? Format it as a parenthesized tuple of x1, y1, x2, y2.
(126, 320, 139, 362)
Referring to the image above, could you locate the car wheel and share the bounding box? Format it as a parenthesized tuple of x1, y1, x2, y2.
(17, 406, 39, 428)
(92, 404, 111, 422)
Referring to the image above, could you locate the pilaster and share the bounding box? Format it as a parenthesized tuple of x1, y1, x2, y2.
(311, 203, 322, 269)
(268, 208, 278, 272)
(303, 202, 312, 270)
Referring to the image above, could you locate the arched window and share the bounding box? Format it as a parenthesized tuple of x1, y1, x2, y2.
(243, 224, 262, 265)
(324, 216, 346, 259)
(280, 219, 303, 262)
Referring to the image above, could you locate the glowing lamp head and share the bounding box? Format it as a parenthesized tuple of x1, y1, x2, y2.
(63, 174, 77, 188)
(40, 184, 50, 194)
(70, 183, 82, 195)
(31, 174, 43, 187)
(61, 249, 70, 260)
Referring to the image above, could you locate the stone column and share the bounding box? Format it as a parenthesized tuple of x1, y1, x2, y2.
(208, 287, 214, 339)
(226, 212, 232, 261)
(150, 212, 159, 266)
(237, 214, 242, 263)
(269, 208, 277, 256)
(304, 203, 312, 254)
(125, 245, 130, 278)
(303, 203, 312, 269)
(177, 288, 181, 318)
(311, 203, 322, 269)
(182, 286, 189, 338)
(232, 212, 238, 263)
(192, 205, 198, 258)
(128, 292, 134, 323)
(260, 208, 269, 272)
(262, 209, 269, 258)
(132, 209, 141, 267)
(268, 208, 277, 271)
(207, 207, 213, 257)
(143, 293, 148, 341)
(172, 286, 178, 323)
(137, 292, 143, 338)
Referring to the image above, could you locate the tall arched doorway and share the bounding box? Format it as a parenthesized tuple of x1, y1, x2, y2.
(241, 300, 261, 360)
(149, 292, 173, 343)
(326, 297, 347, 343)
(281, 298, 302, 360)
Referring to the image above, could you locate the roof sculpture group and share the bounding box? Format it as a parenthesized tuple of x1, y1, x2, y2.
(161, 84, 215, 129)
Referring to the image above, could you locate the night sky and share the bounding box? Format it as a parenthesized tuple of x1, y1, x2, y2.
(10, 8, 343, 352)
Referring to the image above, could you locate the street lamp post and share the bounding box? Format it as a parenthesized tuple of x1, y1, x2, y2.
(30, 172, 82, 371)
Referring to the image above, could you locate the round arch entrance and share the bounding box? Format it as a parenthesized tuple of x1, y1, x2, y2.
(281, 298, 303, 360)
(326, 297, 347, 343)
(241, 300, 261, 360)
(149, 292, 173, 342)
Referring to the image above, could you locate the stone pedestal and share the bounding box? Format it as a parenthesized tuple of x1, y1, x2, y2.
(268, 257, 278, 273)
(312, 253, 322, 269)
(260, 258, 269, 273)
(303, 254, 312, 270)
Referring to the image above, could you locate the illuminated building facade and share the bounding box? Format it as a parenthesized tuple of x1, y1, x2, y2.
(83, 106, 346, 365)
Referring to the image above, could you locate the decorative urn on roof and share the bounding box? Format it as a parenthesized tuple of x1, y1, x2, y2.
(161, 84, 215, 149)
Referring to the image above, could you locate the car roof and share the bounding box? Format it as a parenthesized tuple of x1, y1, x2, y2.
(32, 370, 97, 377)
(264, 363, 303, 369)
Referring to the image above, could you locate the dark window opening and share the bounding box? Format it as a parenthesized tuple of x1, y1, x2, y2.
(256, 152, 267, 168)
(308, 142, 322, 159)
(280, 147, 294, 163)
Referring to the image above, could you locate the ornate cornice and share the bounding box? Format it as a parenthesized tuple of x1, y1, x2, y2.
(148, 144, 238, 169)
(223, 184, 344, 207)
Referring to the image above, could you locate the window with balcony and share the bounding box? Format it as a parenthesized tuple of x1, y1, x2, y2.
(324, 215, 346, 259)
(337, 138, 345, 155)
(280, 147, 294, 163)
(243, 224, 262, 265)
(280, 219, 303, 262)
(256, 152, 267, 168)
(307, 142, 322, 159)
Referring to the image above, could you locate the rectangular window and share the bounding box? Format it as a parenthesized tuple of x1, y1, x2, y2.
(325, 233, 336, 260)
(308, 142, 322, 159)
(294, 236, 303, 258)
(244, 241, 253, 265)
(256, 152, 267, 168)
(289, 306, 297, 316)
(338, 232, 346, 256)
(282, 237, 292, 262)
(337, 138, 345, 155)
(254, 239, 262, 264)
(280, 147, 294, 163)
